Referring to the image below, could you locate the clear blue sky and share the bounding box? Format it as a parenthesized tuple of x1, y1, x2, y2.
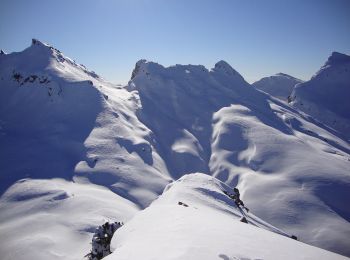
(1, 0, 350, 84)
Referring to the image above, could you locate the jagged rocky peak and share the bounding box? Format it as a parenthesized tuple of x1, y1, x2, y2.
(131, 59, 148, 79)
(29, 39, 66, 58)
(23, 39, 59, 61)
(27, 39, 99, 79)
(211, 60, 249, 86)
(31, 38, 53, 50)
(325, 52, 350, 66)
(130, 59, 165, 80)
(32, 38, 43, 46)
(213, 60, 239, 76)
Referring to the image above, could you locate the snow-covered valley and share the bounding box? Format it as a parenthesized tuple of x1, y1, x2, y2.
(0, 40, 349, 259)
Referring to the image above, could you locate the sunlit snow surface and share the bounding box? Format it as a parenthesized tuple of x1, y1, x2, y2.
(290, 52, 350, 140)
(0, 41, 350, 259)
(107, 173, 347, 260)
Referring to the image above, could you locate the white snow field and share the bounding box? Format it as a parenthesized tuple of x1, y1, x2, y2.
(252, 72, 303, 101)
(107, 173, 347, 260)
(290, 52, 350, 140)
(0, 40, 350, 259)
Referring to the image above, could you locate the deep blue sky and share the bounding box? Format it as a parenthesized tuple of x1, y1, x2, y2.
(1, 0, 350, 84)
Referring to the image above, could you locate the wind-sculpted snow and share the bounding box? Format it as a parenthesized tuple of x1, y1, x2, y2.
(0, 41, 350, 259)
(290, 52, 350, 140)
(129, 59, 350, 256)
(107, 173, 347, 260)
(130, 59, 285, 179)
(0, 178, 138, 260)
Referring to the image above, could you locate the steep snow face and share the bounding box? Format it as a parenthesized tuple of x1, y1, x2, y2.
(129, 59, 268, 179)
(0, 40, 170, 203)
(252, 73, 303, 101)
(107, 173, 347, 260)
(290, 52, 350, 140)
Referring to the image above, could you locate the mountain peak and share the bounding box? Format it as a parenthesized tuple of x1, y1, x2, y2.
(275, 72, 291, 77)
(215, 60, 232, 68)
(274, 73, 303, 82)
(211, 60, 248, 85)
(31, 38, 52, 49)
(136, 59, 148, 66)
(213, 60, 238, 75)
(131, 59, 149, 80)
(0, 39, 100, 81)
(325, 51, 350, 66)
(130, 59, 166, 80)
(24, 38, 57, 59)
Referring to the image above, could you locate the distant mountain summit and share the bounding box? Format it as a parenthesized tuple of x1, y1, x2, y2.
(290, 51, 350, 139)
(252, 73, 303, 101)
(213, 60, 245, 79)
(0, 39, 100, 82)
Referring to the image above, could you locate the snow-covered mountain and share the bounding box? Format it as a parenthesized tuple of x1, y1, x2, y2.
(290, 52, 350, 140)
(0, 40, 350, 259)
(252, 72, 303, 101)
(0, 39, 170, 260)
(107, 173, 347, 260)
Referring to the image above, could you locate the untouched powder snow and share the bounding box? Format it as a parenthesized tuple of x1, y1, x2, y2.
(290, 52, 350, 140)
(252, 73, 303, 101)
(1, 40, 350, 259)
(0, 40, 170, 260)
(107, 173, 347, 260)
(0, 178, 138, 260)
(129, 59, 350, 256)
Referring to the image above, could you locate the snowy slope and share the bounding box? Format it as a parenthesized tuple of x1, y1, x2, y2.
(252, 72, 303, 101)
(107, 173, 347, 260)
(129, 59, 350, 256)
(0, 39, 171, 203)
(0, 178, 138, 260)
(0, 40, 170, 260)
(1, 40, 350, 259)
(290, 52, 350, 140)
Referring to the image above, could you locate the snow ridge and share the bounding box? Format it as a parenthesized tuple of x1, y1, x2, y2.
(107, 173, 347, 260)
(0, 41, 350, 259)
(290, 52, 350, 139)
